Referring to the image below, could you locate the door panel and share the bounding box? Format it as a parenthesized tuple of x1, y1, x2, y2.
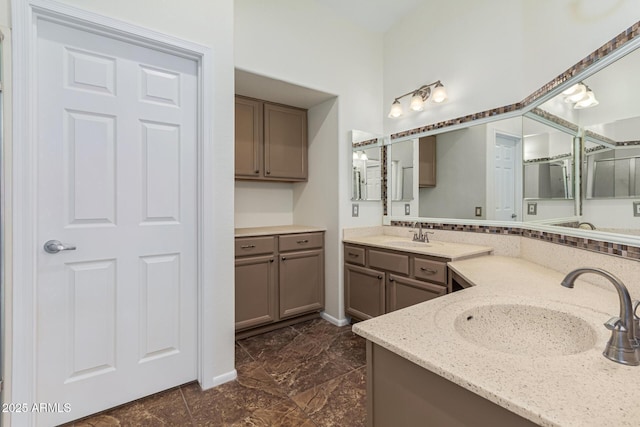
(36, 19, 198, 424)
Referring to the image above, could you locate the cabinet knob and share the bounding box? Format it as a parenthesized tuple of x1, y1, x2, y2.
(377, 275, 382, 279)
(389, 277, 395, 282)
(420, 267, 437, 274)
(254, 170, 259, 174)
(282, 256, 286, 261)
(266, 171, 271, 175)
(270, 259, 274, 263)
(297, 239, 309, 244)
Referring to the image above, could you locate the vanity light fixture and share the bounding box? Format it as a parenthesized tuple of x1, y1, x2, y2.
(388, 80, 447, 118)
(562, 82, 599, 109)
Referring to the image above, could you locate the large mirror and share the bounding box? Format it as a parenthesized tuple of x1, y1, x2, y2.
(535, 38, 640, 236)
(351, 130, 382, 201)
(382, 23, 640, 243)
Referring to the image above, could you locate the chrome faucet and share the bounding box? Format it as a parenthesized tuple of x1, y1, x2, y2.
(411, 221, 433, 243)
(561, 268, 640, 366)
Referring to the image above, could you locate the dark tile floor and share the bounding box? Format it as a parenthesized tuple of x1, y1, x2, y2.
(66, 319, 367, 426)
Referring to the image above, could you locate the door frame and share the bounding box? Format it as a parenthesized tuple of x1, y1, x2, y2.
(11, 1, 226, 423)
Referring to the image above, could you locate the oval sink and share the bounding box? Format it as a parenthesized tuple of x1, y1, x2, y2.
(454, 304, 597, 357)
(386, 240, 432, 248)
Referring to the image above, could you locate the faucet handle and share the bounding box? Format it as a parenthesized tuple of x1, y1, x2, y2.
(633, 301, 640, 340)
(604, 317, 626, 331)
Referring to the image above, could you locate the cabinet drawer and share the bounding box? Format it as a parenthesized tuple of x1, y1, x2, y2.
(369, 249, 409, 275)
(235, 236, 276, 256)
(344, 245, 365, 266)
(414, 258, 447, 285)
(279, 232, 323, 251)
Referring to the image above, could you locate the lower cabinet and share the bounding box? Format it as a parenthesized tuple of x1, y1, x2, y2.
(345, 244, 448, 321)
(235, 255, 277, 330)
(235, 232, 325, 334)
(387, 274, 446, 312)
(344, 264, 386, 320)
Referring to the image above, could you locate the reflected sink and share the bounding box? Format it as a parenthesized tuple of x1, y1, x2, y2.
(386, 240, 432, 248)
(454, 304, 597, 357)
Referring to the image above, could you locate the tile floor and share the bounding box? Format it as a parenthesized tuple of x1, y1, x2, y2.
(66, 319, 367, 426)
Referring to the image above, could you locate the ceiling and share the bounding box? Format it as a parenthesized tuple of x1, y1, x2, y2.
(316, 0, 424, 33)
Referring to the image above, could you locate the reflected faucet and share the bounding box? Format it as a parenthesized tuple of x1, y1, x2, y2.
(561, 268, 639, 366)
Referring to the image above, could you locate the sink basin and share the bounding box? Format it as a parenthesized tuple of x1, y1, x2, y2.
(454, 304, 597, 357)
(386, 240, 432, 248)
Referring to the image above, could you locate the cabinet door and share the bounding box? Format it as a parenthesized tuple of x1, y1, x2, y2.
(419, 136, 436, 187)
(264, 103, 307, 181)
(235, 96, 263, 178)
(345, 264, 385, 320)
(387, 274, 446, 312)
(235, 255, 277, 330)
(279, 249, 324, 319)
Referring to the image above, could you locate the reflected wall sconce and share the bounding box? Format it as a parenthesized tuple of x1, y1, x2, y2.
(388, 80, 447, 118)
(562, 82, 599, 109)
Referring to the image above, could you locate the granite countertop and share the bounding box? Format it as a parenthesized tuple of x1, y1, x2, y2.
(353, 255, 640, 427)
(343, 234, 493, 260)
(235, 225, 326, 237)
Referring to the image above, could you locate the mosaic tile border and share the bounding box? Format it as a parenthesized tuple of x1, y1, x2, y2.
(390, 220, 640, 262)
(390, 20, 640, 141)
(381, 146, 388, 216)
(523, 153, 572, 164)
(528, 108, 580, 133)
(352, 138, 380, 148)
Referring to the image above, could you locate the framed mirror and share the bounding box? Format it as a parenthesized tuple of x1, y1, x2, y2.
(351, 130, 382, 201)
(381, 22, 640, 245)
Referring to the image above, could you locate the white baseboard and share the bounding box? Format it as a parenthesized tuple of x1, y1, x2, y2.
(209, 369, 237, 388)
(320, 311, 350, 327)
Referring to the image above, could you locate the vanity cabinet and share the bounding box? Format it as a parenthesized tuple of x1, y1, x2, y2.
(344, 244, 448, 320)
(235, 232, 324, 336)
(235, 95, 308, 182)
(419, 136, 436, 188)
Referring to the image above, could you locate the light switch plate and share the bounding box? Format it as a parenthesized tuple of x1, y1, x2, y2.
(475, 206, 482, 217)
(352, 203, 359, 217)
(405, 204, 410, 215)
(528, 202, 537, 215)
(634, 201, 640, 217)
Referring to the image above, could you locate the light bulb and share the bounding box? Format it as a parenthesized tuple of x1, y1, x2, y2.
(409, 92, 424, 111)
(360, 152, 368, 161)
(431, 83, 447, 103)
(388, 100, 403, 118)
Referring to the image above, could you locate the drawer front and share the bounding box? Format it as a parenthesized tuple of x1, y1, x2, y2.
(279, 232, 323, 252)
(414, 258, 447, 284)
(369, 249, 409, 275)
(344, 245, 365, 266)
(235, 236, 276, 256)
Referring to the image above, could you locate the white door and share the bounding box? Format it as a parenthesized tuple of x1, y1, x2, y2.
(36, 19, 197, 425)
(494, 135, 518, 221)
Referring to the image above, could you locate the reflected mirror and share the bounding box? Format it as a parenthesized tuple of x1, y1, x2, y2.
(351, 130, 382, 201)
(522, 115, 575, 198)
(388, 139, 417, 215)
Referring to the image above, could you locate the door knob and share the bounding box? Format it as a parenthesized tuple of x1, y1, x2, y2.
(44, 240, 77, 254)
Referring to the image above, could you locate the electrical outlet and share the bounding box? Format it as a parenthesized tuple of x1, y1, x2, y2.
(528, 202, 537, 215)
(405, 204, 410, 215)
(475, 206, 482, 217)
(352, 203, 359, 217)
(634, 201, 640, 217)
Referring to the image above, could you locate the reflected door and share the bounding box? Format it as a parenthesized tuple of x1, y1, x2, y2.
(36, 19, 198, 425)
(494, 135, 517, 220)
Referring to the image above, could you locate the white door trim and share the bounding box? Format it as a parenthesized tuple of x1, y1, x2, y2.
(11, 1, 228, 424)
(486, 129, 522, 221)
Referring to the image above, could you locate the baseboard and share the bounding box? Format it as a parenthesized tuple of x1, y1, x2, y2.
(320, 311, 350, 327)
(211, 369, 237, 387)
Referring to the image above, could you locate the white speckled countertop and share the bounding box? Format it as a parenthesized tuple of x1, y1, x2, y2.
(235, 225, 326, 237)
(353, 255, 640, 427)
(343, 234, 493, 260)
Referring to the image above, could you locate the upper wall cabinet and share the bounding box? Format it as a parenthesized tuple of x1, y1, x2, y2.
(235, 95, 308, 182)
